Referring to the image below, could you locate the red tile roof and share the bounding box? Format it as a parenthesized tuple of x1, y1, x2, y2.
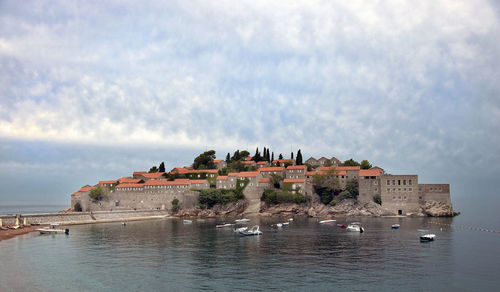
(217, 176, 228, 181)
(286, 165, 307, 170)
(120, 178, 142, 184)
(259, 178, 271, 183)
(234, 171, 259, 178)
(142, 172, 166, 179)
(320, 166, 360, 171)
(306, 171, 318, 176)
(189, 169, 219, 173)
(190, 179, 208, 184)
(258, 167, 284, 172)
(359, 169, 383, 177)
(99, 180, 116, 185)
(133, 171, 147, 176)
(272, 159, 295, 164)
(241, 161, 256, 165)
(116, 183, 144, 189)
(246, 157, 253, 161)
(72, 185, 94, 196)
(213, 160, 222, 163)
(283, 178, 306, 183)
(257, 161, 268, 165)
(144, 179, 190, 186)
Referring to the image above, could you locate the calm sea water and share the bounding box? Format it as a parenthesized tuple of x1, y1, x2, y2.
(0, 205, 68, 215)
(1, 216, 499, 291)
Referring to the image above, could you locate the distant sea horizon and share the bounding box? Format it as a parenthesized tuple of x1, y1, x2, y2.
(0, 204, 69, 215)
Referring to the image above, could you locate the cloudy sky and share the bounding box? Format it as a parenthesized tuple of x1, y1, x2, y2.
(1, 1, 499, 211)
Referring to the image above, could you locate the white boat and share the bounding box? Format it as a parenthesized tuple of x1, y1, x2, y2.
(276, 223, 283, 228)
(282, 222, 289, 226)
(216, 223, 234, 228)
(235, 218, 250, 223)
(420, 234, 436, 242)
(37, 228, 69, 235)
(391, 224, 400, 229)
(288, 218, 293, 222)
(346, 223, 364, 233)
(183, 220, 193, 224)
(234, 227, 248, 233)
(319, 219, 336, 224)
(239, 225, 262, 236)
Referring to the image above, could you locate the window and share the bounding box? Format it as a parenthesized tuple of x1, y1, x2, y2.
(374, 181, 378, 185)
(409, 179, 412, 185)
(398, 180, 401, 185)
(409, 188, 412, 191)
(419, 196, 422, 200)
(374, 188, 378, 191)
(404, 196, 407, 200)
(404, 188, 406, 192)
(403, 180, 406, 185)
(393, 196, 396, 200)
(387, 180, 390, 185)
(387, 188, 390, 192)
(392, 180, 395, 185)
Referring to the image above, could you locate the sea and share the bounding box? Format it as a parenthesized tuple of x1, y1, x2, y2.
(1, 214, 499, 291)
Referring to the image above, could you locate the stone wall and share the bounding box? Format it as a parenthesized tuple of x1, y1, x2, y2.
(380, 174, 420, 215)
(71, 188, 200, 212)
(0, 210, 168, 225)
(418, 184, 451, 204)
(358, 177, 381, 203)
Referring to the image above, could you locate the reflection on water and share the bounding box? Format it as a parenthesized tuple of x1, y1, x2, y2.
(1, 216, 499, 291)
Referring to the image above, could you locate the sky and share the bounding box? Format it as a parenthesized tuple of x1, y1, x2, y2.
(0, 1, 499, 213)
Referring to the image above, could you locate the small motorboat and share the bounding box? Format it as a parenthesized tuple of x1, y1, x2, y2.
(282, 222, 289, 227)
(337, 224, 347, 229)
(216, 223, 234, 228)
(239, 225, 262, 236)
(235, 218, 250, 223)
(37, 228, 69, 235)
(183, 220, 193, 224)
(319, 219, 336, 224)
(276, 223, 283, 228)
(420, 234, 436, 242)
(234, 226, 248, 233)
(288, 218, 293, 222)
(122, 222, 127, 226)
(346, 223, 364, 233)
(391, 224, 400, 229)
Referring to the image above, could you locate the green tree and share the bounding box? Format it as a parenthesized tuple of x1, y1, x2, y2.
(89, 185, 107, 202)
(345, 179, 359, 198)
(171, 198, 181, 213)
(74, 202, 82, 212)
(226, 153, 231, 163)
(232, 150, 240, 161)
(373, 195, 382, 205)
(278, 153, 283, 160)
(296, 149, 303, 165)
(159, 162, 165, 172)
(149, 166, 159, 173)
(253, 147, 261, 162)
(291, 152, 294, 159)
(240, 150, 250, 160)
(343, 158, 360, 167)
(360, 160, 372, 169)
(271, 152, 274, 163)
(192, 150, 216, 169)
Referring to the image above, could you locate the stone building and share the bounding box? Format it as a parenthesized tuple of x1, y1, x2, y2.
(380, 174, 419, 215)
(285, 165, 307, 179)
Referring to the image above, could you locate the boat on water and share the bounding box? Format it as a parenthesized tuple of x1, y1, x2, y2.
(183, 220, 193, 224)
(319, 219, 336, 224)
(337, 224, 347, 229)
(391, 224, 400, 229)
(420, 234, 436, 242)
(234, 226, 248, 233)
(235, 218, 250, 223)
(239, 225, 262, 236)
(288, 218, 293, 222)
(346, 223, 364, 233)
(276, 223, 283, 228)
(216, 223, 234, 228)
(282, 222, 289, 226)
(37, 224, 69, 235)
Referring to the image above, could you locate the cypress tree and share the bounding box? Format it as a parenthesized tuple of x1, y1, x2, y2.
(271, 152, 274, 163)
(291, 152, 294, 159)
(159, 162, 165, 172)
(279, 153, 283, 160)
(226, 153, 231, 163)
(296, 149, 303, 165)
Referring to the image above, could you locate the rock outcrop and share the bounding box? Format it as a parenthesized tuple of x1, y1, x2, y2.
(420, 200, 457, 217)
(175, 200, 248, 217)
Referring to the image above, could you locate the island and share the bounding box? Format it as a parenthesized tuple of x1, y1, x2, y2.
(70, 149, 456, 218)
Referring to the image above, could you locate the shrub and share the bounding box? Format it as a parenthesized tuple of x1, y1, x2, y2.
(74, 202, 82, 212)
(198, 189, 244, 208)
(373, 195, 382, 205)
(89, 186, 107, 202)
(261, 189, 310, 205)
(172, 198, 181, 213)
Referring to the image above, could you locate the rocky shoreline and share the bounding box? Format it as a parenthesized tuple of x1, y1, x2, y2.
(174, 199, 458, 218)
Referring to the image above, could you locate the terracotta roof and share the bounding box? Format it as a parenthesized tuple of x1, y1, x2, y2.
(144, 179, 190, 186)
(213, 160, 221, 163)
(320, 166, 360, 171)
(306, 171, 318, 175)
(217, 176, 228, 181)
(120, 178, 142, 184)
(72, 185, 94, 195)
(190, 179, 208, 184)
(283, 178, 306, 183)
(286, 165, 307, 170)
(99, 180, 116, 185)
(235, 171, 259, 178)
(359, 169, 382, 177)
(142, 172, 166, 179)
(228, 173, 239, 177)
(259, 178, 271, 183)
(258, 167, 284, 172)
(189, 169, 219, 173)
(116, 183, 144, 189)
(133, 171, 147, 176)
(257, 161, 268, 165)
(246, 157, 253, 161)
(242, 161, 256, 165)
